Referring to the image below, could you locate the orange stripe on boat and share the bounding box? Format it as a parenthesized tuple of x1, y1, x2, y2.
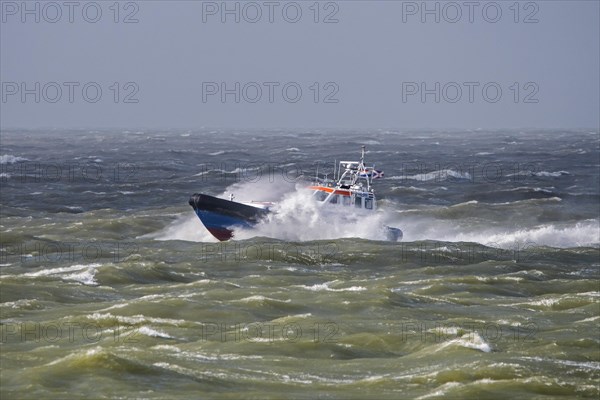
(309, 186, 351, 196)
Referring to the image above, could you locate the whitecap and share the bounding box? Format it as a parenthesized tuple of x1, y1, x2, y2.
(21, 263, 101, 280)
(535, 170, 570, 177)
(417, 382, 462, 399)
(63, 268, 98, 286)
(88, 312, 188, 326)
(138, 326, 175, 339)
(235, 295, 291, 303)
(0, 155, 28, 164)
(1, 299, 38, 309)
(297, 281, 366, 292)
(436, 332, 492, 353)
(390, 169, 472, 182)
(520, 356, 600, 371)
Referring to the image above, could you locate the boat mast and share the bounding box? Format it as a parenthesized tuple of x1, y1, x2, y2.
(360, 145, 372, 191)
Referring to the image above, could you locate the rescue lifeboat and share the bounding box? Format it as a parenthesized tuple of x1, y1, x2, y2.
(189, 146, 402, 241)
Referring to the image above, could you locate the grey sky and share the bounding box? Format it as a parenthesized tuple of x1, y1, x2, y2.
(1, 0, 598, 129)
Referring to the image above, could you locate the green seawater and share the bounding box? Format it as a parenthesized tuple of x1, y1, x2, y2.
(1, 229, 599, 399)
(1, 129, 599, 398)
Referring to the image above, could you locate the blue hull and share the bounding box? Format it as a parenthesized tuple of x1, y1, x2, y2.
(193, 209, 256, 241)
(189, 193, 269, 241)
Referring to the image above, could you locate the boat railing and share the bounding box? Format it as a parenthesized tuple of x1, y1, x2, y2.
(312, 147, 377, 191)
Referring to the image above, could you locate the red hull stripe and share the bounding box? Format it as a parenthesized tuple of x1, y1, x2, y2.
(207, 227, 233, 241)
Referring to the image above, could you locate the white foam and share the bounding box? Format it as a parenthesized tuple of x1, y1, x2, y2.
(521, 357, 600, 371)
(194, 169, 224, 177)
(508, 170, 570, 177)
(217, 175, 297, 203)
(153, 346, 264, 362)
(63, 268, 98, 286)
(526, 298, 560, 307)
(138, 326, 175, 339)
(480, 220, 599, 248)
(0, 155, 28, 164)
(296, 281, 367, 292)
(1, 299, 37, 309)
(88, 312, 188, 326)
(535, 170, 570, 177)
(235, 186, 394, 241)
(44, 347, 104, 367)
(451, 200, 478, 207)
(400, 217, 600, 249)
(390, 169, 472, 182)
(391, 186, 428, 192)
(229, 166, 260, 174)
(436, 332, 492, 353)
(576, 316, 600, 323)
(417, 382, 462, 399)
(20, 263, 101, 285)
(235, 295, 291, 303)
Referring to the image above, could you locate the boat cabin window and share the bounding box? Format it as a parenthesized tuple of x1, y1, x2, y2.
(365, 198, 373, 210)
(314, 191, 328, 202)
(342, 196, 351, 206)
(354, 197, 362, 208)
(329, 195, 339, 204)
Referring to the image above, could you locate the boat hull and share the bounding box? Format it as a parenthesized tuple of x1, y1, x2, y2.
(189, 193, 269, 241)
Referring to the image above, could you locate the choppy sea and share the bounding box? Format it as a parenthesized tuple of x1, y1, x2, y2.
(1, 129, 599, 399)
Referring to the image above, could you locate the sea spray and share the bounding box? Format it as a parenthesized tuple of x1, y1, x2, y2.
(235, 187, 394, 241)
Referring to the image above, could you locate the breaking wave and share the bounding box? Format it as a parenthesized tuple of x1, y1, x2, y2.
(389, 169, 472, 182)
(0, 154, 28, 164)
(399, 217, 600, 249)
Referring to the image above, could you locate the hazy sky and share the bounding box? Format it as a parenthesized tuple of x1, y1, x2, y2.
(1, 0, 598, 129)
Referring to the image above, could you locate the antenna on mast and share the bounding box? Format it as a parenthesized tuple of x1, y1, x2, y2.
(334, 159, 337, 181)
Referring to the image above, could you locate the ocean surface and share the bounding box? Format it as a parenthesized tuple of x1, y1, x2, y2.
(1, 129, 599, 399)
